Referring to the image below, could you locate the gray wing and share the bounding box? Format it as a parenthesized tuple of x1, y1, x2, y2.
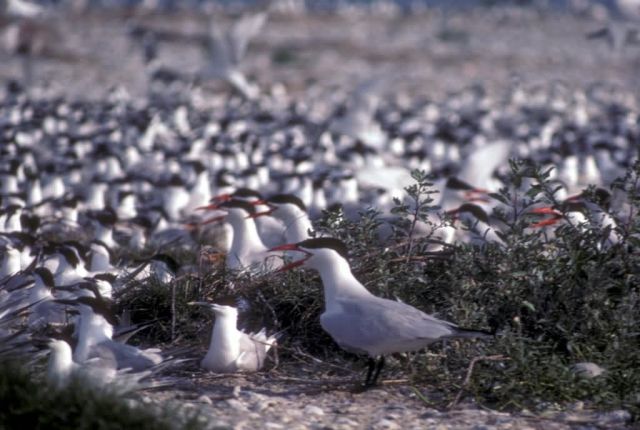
(236, 330, 271, 371)
(459, 140, 511, 190)
(208, 21, 233, 71)
(320, 297, 459, 355)
(227, 12, 267, 65)
(92, 340, 162, 372)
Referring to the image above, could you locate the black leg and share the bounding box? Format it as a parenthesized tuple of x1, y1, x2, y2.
(371, 356, 385, 386)
(364, 357, 376, 386)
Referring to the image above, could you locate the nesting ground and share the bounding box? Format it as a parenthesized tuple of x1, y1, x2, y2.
(3, 5, 639, 430)
(1, 7, 638, 99)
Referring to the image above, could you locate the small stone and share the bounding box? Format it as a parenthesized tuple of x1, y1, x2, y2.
(246, 391, 267, 402)
(252, 401, 270, 412)
(196, 394, 212, 405)
(225, 398, 248, 412)
(335, 418, 358, 425)
(599, 410, 631, 424)
(264, 423, 285, 430)
(232, 385, 242, 397)
(420, 409, 441, 418)
(568, 401, 584, 411)
(124, 399, 138, 409)
(372, 419, 400, 430)
(303, 405, 325, 416)
(570, 362, 606, 378)
(334, 417, 359, 428)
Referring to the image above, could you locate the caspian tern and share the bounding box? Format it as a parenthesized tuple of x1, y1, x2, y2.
(202, 199, 281, 272)
(263, 194, 314, 243)
(269, 238, 492, 387)
(59, 296, 163, 371)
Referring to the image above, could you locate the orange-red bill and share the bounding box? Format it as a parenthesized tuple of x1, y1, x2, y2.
(269, 243, 312, 272)
(195, 203, 220, 211)
(247, 208, 275, 219)
(268, 243, 301, 252)
(530, 217, 562, 228)
(529, 207, 560, 215)
(200, 215, 226, 225)
(210, 194, 232, 204)
(277, 258, 307, 273)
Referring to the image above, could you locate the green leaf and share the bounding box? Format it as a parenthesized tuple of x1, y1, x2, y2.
(488, 193, 508, 204)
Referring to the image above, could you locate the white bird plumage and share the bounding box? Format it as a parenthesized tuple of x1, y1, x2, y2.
(190, 302, 276, 373)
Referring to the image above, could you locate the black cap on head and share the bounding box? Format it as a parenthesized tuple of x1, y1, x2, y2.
(75, 296, 118, 326)
(34, 267, 55, 288)
(297, 238, 348, 259)
(233, 188, 262, 199)
(57, 245, 81, 268)
(267, 194, 307, 212)
(151, 253, 180, 274)
(218, 199, 257, 215)
(456, 203, 489, 224)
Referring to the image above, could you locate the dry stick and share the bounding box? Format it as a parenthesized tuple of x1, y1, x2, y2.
(448, 355, 509, 409)
(290, 346, 358, 374)
(170, 281, 176, 342)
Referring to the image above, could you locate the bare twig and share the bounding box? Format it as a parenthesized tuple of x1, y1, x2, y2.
(448, 355, 509, 409)
(170, 281, 176, 342)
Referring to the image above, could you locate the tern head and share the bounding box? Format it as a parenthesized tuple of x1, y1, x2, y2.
(202, 188, 263, 209)
(528, 200, 587, 228)
(54, 295, 118, 326)
(48, 339, 72, 354)
(33, 267, 55, 289)
(189, 302, 238, 319)
(197, 199, 272, 226)
(265, 194, 306, 218)
(445, 203, 489, 224)
(268, 238, 349, 272)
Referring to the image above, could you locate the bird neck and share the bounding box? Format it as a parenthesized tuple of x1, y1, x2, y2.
(74, 310, 112, 362)
(32, 278, 51, 300)
(47, 344, 74, 388)
(90, 248, 110, 272)
(95, 225, 113, 246)
(194, 172, 210, 195)
(208, 316, 240, 360)
(229, 217, 266, 256)
(1, 250, 20, 277)
(288, 215, 313, 243)
(314, 255, 370, 305)
(278, 208, 313, 242)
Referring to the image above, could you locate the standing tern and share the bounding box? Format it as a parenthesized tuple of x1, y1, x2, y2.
(199, 199, 281, 272)
(269, 238, 492, 387)
(263, 194, 314, 243)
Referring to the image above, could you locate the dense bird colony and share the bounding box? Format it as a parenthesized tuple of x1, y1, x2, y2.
(1, 0, 640, 427)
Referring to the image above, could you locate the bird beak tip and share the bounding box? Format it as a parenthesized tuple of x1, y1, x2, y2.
(268, 243, 299, 252)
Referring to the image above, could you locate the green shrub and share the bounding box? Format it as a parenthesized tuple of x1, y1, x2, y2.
(0, 361, 205, 430)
